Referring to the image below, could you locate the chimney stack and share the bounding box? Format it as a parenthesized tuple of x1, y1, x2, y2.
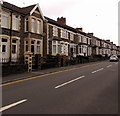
(106, 40, 110, 42)
(76, 28, 83, 32)
(87, 33, 94, 36)
(57, 17, 66, 24)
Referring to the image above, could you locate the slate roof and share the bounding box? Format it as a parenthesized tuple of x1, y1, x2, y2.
(2, 1, 36, 15)
(44, 16, 77, 33)
(45, 16, 91, 37)
(21, 5, 36, 15)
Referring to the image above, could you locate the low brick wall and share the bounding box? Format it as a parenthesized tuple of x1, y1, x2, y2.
(2, 64, 27, 77)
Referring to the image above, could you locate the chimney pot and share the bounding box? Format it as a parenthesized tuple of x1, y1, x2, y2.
(57, 17, 66, 24)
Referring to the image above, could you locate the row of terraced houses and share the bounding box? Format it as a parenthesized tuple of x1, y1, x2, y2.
(0, 1, 120, 71)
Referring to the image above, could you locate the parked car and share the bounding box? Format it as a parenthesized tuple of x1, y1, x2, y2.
(109, 55, 119, 62)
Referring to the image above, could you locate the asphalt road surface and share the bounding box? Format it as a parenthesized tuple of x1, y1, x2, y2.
(1, 61, 119, 114)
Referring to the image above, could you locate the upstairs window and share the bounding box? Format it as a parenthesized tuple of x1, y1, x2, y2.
(53, 26, 58, 36)
(37, 20, 41, 34)
(70, 33, 74, 41)
(82, 36, 87, 43)
(31, 18, 36, 33)
(66, 31, 69, 39)
(12, 14, 20, 31)
(1, 11, 9, 28)
(25, 18, 28, 32)
(78, 35, 82, 42)
(61, 29, 68, 39)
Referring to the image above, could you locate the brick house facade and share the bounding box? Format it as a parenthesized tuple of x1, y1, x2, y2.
(0, 1, 120, 65)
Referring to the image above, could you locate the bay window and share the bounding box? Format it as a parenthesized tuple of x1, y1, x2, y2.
(37, 20, 41, 34)
(31, 18, 36, 32)
(25, 18, 28, 32)
(36, 41, 41, 54)
(12, 40, 17, 54)
(52, 41, 61, 54)
(31, 18, 41, 33)
(31, 40, 35, 54)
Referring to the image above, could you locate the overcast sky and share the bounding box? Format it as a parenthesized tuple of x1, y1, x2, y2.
(4, 0, 119, 45)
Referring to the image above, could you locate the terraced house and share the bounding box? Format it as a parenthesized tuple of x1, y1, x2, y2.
(76, 28, 92, 57)
(0, 1, 120, 72)
(44, 17, 78, 58)
(0, 1, 44, 63)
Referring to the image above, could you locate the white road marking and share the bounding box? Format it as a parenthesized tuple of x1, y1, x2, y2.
(0, 99, 27, 112)
(92, 68, 104, 74)
(107, 65, 112, 68)
(55, 76, 85, 89)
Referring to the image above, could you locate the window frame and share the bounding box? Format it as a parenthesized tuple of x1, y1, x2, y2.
(37, 20, 41, 34)
(25, 18, 29, 32)
(12, 14, 20, 31)
(31, 18, 36, 33)
(1, 10, 9, 28)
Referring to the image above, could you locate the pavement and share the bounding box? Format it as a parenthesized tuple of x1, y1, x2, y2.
(2, 60, 108, 84)
(1, 60, 119, 114)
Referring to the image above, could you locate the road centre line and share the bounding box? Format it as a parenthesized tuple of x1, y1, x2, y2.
(55, 76, 85, 89)
(0, 99, 27, 112)
(92, 68, 104, 74)
(106, 65, 112, 68)
(1, 62, 105, 87)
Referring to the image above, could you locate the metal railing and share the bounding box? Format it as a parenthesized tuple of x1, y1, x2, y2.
(0, 58, 24, 65)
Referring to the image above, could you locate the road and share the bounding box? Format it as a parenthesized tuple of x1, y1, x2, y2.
(1, 61, 119, 114)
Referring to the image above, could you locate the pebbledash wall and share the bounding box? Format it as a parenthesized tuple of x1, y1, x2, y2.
(0, 1, 120, 65)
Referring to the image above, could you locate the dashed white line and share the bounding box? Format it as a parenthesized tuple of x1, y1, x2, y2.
(0, 99, 27, 112)
(92, 68, 104, 74)
(55, 76, 85, 89)
(106, 65, 112, 68)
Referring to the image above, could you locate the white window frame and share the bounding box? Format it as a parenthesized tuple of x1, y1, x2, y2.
(82, 36, 87, 44)
(36, 41, 41, 54)
(31, 40, 35, 54)
(53, 26, 58, 36)
(1, 11, 9, 28)
(12, 14, 20, 31)
(12, 39, 17, 54)
(25, 18, 28, 32)
(70, 44, 76, 53)
(37, 20, 41, 34)
(31, 18, 36, 33)
(70, 33, 74, 41)
(52, 41, 61, 54)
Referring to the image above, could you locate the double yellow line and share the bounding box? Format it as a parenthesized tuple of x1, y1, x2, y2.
(1, 62, 104, 87)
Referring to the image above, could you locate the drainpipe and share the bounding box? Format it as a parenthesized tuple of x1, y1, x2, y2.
(9, 11, 12, 63)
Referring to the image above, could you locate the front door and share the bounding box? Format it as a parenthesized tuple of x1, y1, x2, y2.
(1, 38, 9, 62)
